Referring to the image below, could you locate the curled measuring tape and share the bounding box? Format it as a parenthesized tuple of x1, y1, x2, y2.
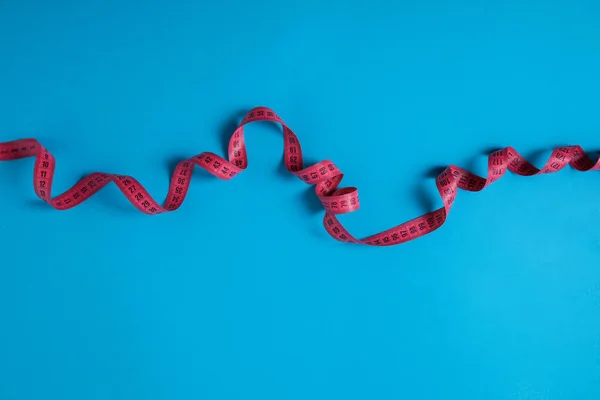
(1, 106, 598, 246)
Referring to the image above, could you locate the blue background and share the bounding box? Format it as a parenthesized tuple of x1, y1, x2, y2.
(1, 1, 599, 399)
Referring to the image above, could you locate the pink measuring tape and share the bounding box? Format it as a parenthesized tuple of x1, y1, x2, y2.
(1, 106, 597, 246)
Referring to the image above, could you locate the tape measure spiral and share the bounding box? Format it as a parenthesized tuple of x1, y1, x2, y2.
(1, 106, 598, 246)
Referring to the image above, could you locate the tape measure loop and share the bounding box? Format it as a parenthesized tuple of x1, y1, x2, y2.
(2, 109, 600, 246)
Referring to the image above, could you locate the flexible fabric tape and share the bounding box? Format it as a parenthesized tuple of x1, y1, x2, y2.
(1, 106, 597, 246)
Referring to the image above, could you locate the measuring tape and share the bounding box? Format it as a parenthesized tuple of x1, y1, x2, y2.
(1, 106, 597, 246)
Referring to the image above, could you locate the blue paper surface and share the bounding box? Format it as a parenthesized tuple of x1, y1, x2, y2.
(1, 1, 599, 399)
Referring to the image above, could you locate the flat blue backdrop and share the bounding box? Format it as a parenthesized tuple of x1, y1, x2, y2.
(1, 1, 599, 399)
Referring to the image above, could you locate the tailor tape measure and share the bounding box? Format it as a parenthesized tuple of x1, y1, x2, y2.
(1, 106, 597, 246)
